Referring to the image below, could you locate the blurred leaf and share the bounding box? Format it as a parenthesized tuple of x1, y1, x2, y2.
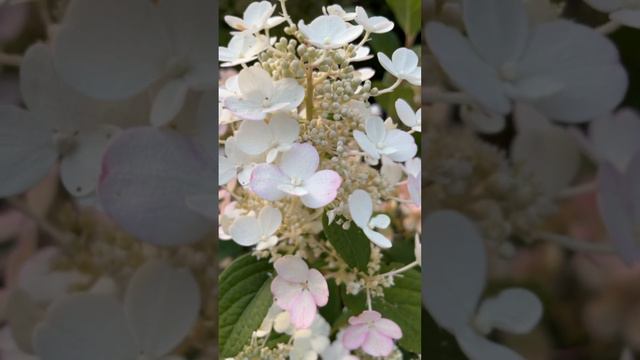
(219, 254, 273, 357)
(373, 78, 416, 119)
(320, 279, 343, 325)
(386, 0, 421, 44)
(423, 307, 467, 359)
(322, 213, 371, 271)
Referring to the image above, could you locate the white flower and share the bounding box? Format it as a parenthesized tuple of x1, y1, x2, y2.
(219, 32, 269, 67)
(584, 0, 640, 28)
(33, 261, 200, 360)
(322, 4, 357, 21)
(298, 15, 363, 49)
(354, 6, 394, 34)
(234, 113, 300, 163)
(348, 189, 392, 248)
(588, 108, 640, 172)
(321, 330, 358, 360)
(414, 233, 421, 266)
(218, 202, 245, 240)
(377, 48, 421, 86)
(423, 211, 543, 360)
(425, 0, 627, 122)
(289, 315, 331, 360)
(223, 65, 305, 121)
(395, 99, 421, 132)
(250, 143, 342, 209)
(460, 105, 506, 134)
(224, 1, 285, 33)
(381, 156, 404, 186)
(229, 206, 282, 250)
(354, 116, 417, 163)
(219, 136, 265, 186)
(0, 43, 132, 199)
(53, 0, 217, 126)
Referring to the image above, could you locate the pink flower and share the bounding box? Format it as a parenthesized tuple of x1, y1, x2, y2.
(342, 310, 402, 357)
(270, 255, 329, 329)
(250, 143, 342, 208)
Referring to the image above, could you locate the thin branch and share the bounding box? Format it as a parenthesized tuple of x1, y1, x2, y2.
(424, 91, 474, 105)
(536, 232, 615, 254)
(597, 20, 621, 35)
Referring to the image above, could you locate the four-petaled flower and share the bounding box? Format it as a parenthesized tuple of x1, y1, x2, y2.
(250, 143, 342, 208)
(355, 6, 394, 34)
(223, 65, 305, 121)
(219, 32, 269, 68)
(234, 112, 300, 163)
(229, 206, 282, 250)
(342, 310, 403, 357)
(348, 189, 393, 248)
(271, 255, 329, 329)
(224, 0, 285, 33)
(354, 116, 417, 164)
(298, 15, 363, 49)
(396, 99, 421, 132)
(377, 48, 421, 86)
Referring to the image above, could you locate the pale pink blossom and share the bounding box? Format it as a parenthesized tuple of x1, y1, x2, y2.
(250, 143, 342, 208)
(270, 255, 329, 329)
(341, 310, 402, 357)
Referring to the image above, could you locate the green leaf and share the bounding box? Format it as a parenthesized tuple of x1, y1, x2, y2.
(386, 0, 421, 44)
(342, 266, 422, 354)
(322, 213, 371, 271)
(423, 307, 466, 359)
(320, 279, 343, 325)
(373, 78, 416, 120)
(219, 254, 273, 357)
(369, 30, 401, 57)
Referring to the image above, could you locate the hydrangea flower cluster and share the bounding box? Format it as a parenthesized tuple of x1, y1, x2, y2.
(218, 1, 421, 359)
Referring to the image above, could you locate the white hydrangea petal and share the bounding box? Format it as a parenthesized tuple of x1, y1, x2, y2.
(425, 22, 511, 115)
(33, 294, 138, 360)
(348, 189, 373, 228)
(611, 9, 640, 28)
(98, 127, 215, 246)
(270, 112, 300, 145)
(235, 119, 272, 155)
(124, 261, 200, 358)
(185, 193, 216, 221)
(275, 255, 310, 283)
(456, 327, 524, 360)
(423, 210, 487, 333)
(353, 130, 379, 159)
(363, 227, 392, 248)
(219, 155, 236, 185)
(150, 79, 189, 127)
(300, 170, 342, 209)
(476, 288, 542, 334)
(462, 0, 529, 68)
(229, 216, 262, 246)
(395, 99, 417, 127)
(53, 0, 170, 99)
(384, 129, 417, 162)
(590, 108, 640, 171)
(250, 164, 289, 201)
(279, 143, 319, 180)
(365, 116, 386, 144)
(259, 206, 282, 236)
(270, 79, 305, 111)
(224, 96, 269, 121)
(238, 65, 274, 99)
(0, 105, 57, 198)
(519, 20, 627, 123)
(369, 214, 390, 229)
(60, 125, 120, 197)
(391, 48, 418, 74)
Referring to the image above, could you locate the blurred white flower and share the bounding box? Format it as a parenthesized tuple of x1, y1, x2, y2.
(584, 0, 640, 28)
(354, 116, 417, 163)
(425, 0, 627, 122)
(224, 1, 285, 33)
(354, 6, 394, 34)
(223, 65, 304, 121)
(395, 99, 421, 132)
(289, 315, 331, 360)
(33, 261, 200, 360)
(348, 189, 392, 248)
(298, 15, 363, 49)
(377, 48, 421, 86)
(321, 330, 358, 360)
(423, 211, 542, 360)
(589, 108, 640, 172)
(219, 136, 265, 186)
(405, 157, 421, 207)
(219, 32, 269, 67)
(234, 113, 300, 163)
(229, 206, 282, 249)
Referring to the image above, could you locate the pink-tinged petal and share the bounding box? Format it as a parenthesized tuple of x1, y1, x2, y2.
(361, 329, 394, 357)
(341, 324, 368, 350)
(250, 164, 288, 201)
(274, 255, 309, 283)
(301, 170, 342, 209)
(289, 290, 317, 329)
(279, 143, 319, 180)
(349, 310, 382, 325)
(271, 276, 302, 310)
(307, 269, 329, 306)
(374, 318, 402, 339)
